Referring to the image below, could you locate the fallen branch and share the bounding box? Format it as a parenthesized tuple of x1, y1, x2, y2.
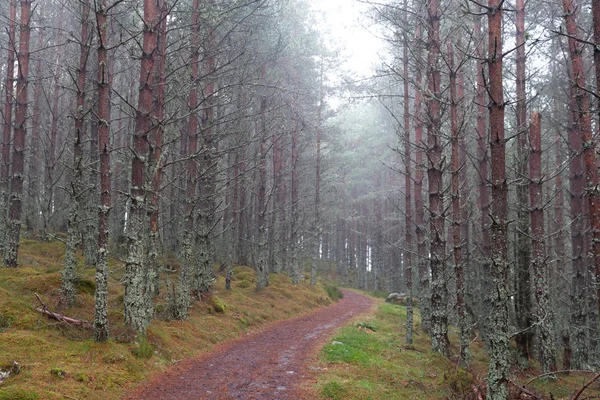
(525, 370, 594, 387)
(510, 380, 546, 399)
(570, 371, 600, 400)
(34, 293, 93, 330)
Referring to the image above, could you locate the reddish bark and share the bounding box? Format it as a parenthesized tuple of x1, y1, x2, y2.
(412, 22, 429, 333)
(514, 0, 533, 365)
(487, 0, 510, 396)
(403, 9, 413, 343)
(124, 0, 160, 333)
(562, 0, 589, 368)
(4, 0, 32, 268)
(589, 0, 600, 316)
(426, 0, 449, 357)
(0, 0, 17, 246)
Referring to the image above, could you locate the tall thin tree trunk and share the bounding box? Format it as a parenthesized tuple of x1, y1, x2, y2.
(63, 0, 91, 307)
(94, 0, 111, 342)
(0, 0, 17, 259)
(514, 0, 533, 368)
(176, 0, 201, 320)
(426, 0, 449, 357)
(290, 82, 300, 284)
(42, 3, 65, 239)
(147, 0, 167, 297)
(402, 6, 413, 344)
(529, 112, 557, 373)
(448, 42, 468, 366)
(474, 7, 491, 343)
(4, 0, 32, 268)
(124, 0, 159, 335)
(563, 0, 592, 368)
(413, 22, 430, 333)
(256, 66, 269, 291)
(486, 0, 510, 397)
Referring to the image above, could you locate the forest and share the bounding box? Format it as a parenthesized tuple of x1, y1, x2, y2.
(0, 0, 600, 399)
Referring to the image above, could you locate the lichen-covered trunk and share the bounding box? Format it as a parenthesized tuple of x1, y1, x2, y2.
(256, 91, 269, 291)
(426, 0, 449, 357)
(563, 0, 591, 369)
(147, 0, 167, 297)
(403, 12, 413, 344)
(290, 103, 300, 285)
(412, 22, 430, 333)
(486, 1, 510, 397)
(42, 3, 65, 240)
(588, 0, 600, 322)
(26, 30, 44, 238)
(94, 0, 111, 342)
(124, 0, 159, 335)
(175, 0, 200, 320)
(4, 0, 32, 268)
(194, 19, 217, 295)
(528, 113, 557, 373)
(0, 0, 17, 259)
(448, 42, 468, 366)
(62, 0, 90, 307)
(514, 0, 533, 368)
(474, 9, 491, 343)
(311, 66, 324, 287)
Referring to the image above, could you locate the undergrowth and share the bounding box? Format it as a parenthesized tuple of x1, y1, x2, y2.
(0, 239, 334, 399)
(324, 285, 343, 301)
(315, 300, 600, 400)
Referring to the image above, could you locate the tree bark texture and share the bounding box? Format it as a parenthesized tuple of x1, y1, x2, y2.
(4, 0, 32, 268)
(486, 0, 510, 397)
(563, 0, 591, 369)
(124, 0, 159, 335)
(528, 112, 557, 373)
(0, 0, 17, 261)
(94, 0, 111, 343)
(426, 0, 450, 357)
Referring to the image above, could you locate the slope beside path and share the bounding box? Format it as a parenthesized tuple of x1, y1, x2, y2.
(125, 290, 375, 400)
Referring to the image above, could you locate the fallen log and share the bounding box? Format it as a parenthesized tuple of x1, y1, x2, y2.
(34, 293, 93, 329)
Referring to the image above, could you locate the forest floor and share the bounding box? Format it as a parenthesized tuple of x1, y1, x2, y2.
(0, 239, 344, 400)
(314, 300, 600, 400)
(125, 289, 375, 400)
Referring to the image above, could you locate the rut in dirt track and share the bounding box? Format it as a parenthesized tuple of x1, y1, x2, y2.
(126, 290, 374, 400)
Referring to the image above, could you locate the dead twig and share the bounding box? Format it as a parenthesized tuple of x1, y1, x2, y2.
(571, 371, 600, 400)
(34, 293, 93, 330)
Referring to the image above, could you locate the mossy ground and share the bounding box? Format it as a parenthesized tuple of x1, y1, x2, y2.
(0, 239, 334, 399)
(315, 300, 600, 400)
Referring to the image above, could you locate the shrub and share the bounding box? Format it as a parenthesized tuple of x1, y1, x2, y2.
(324, 285, 343, 301)
(212, 296, 228, 313)
(132, 336, 154, 359)
(0, 388, 39, 400)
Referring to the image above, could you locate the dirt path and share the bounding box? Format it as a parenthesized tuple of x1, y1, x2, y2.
(125, 290, 375, 400)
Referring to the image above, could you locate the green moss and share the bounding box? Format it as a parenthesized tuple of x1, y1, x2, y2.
(211, 296, 228, 313)
(74, 278, 96, 295)
(321, 381, 347, 400)
(50, 367, 67, 378)
(236, 280, 251, 289)
(0, 388, 39, 400)
(324, 285, 343, 301)
(131, 337, 154, 359)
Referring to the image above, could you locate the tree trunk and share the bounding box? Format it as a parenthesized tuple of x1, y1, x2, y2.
(514, 0, 533, 369)
(449, 42, 468, 366)
(124, 0, 159, 335)
(486, 0, 510, 397)
(256, 67, 269, 291)
(402, 8, 413, 344)
(528, 112, 557, 373)
(0, 0, 17, 259)
(4, 0, 32, 268)
(94, 0, 111, 342)
(63, 0, 91, 307)
(426, 0, 450, 357)
(474, 7, 491, 343)
(563, 0, 591, 369)
(413, 22, 430, 334)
